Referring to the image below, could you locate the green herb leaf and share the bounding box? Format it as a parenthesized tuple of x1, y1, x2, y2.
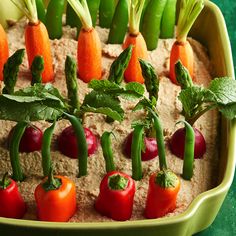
(133, 97, 157, 111)
(139, 58, 159, 100)
(108, 45, 133, 84)
(218, 103, 236, 120)
(3, 49, 25, 95)
(81, 91, 124, 121)
(31, 55, 44, 85)
(88, 79, 144, 99)
(208, 77, 236, 105)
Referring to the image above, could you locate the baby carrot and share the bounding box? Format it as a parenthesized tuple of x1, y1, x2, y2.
(169, 0, 204, 84)
(11, 0, 54, 83)
(67, 0, 102, 83)
(0, 24, 9, 81)
(123, 0, 148, 84)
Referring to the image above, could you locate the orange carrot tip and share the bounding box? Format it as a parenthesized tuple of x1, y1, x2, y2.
(169, 0, 204, 84)
(67, 0, 102, 83)
(123, 0, 147, 84)
(10, 0, 54, 83)
(0, 24, 9, 81)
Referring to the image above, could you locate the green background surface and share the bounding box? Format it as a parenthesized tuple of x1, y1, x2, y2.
(195, 1, 236, 235)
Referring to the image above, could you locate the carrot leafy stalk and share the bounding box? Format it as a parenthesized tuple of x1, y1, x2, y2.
(67, 0, 102, 83)
(123, 0, 148, 84)
(2, 49, 25, 95)
(169, 0, 204, 84)
(10, 0, 54, 83)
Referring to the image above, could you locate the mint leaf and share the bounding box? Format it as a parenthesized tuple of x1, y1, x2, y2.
(108, 46, 132, 84)
(81, 91, 124, 121)
(88, 80, 144, 99)
(218, 103, 236, 120)
(209, 77, 236, 105)
(0, 95, 64, 122)
(133, 97, 157, 111)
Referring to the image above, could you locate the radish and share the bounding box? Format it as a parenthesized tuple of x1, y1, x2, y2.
(123, 132, 158, 161)
(169, 127, 206, 159)
(58, 126, 98, 159)
(8, 125, 43, 153)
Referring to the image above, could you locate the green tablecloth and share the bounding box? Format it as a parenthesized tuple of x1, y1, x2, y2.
(195, 1, 236, 235)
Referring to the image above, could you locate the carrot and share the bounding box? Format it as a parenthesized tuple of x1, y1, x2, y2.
(0, 24, 9, 81)
(123, 0, 147, 84)
(67, 0, 102, 83)
(169, 0, 204, 84)
(11, 0, 54, 83)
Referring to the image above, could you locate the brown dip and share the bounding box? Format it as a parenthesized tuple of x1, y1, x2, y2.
(0, 19, 219, 222)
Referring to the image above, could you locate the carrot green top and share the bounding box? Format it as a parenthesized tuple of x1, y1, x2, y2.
(67, 0, 93, 31)
(11, 0, 38, 25)
(177, 0, 204, 43)
(129, 0, 146, 36)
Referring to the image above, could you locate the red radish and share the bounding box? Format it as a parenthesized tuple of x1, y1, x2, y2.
(123, 132, 158, 161)
(169, 127, 206, 159)
(58, 126, 98, 159)
(8, 125, 43, 153)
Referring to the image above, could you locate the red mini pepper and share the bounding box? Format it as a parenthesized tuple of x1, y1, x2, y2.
(95, 170, 135, 221)
(145, 169, 180, 218)
(34, 168, 77, 222)
(0, 173, 26, 219)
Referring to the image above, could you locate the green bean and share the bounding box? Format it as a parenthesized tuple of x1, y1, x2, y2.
(178, 121, 195, 180)
(139, 0, 150, 31)
(148, 108, 167, 170)
(9, 122, 28, 181)
(64, 113, 88, 177)
(108, 0, 128, 44)
(101, 131, 115, 173)
(141, 0, 167, 50)
(99, 0, 116, 28)
(131, 125, 144, 181)
(45, 0, 66, 39)
(35, 0, 46, 24)
(31, 55, 44, 85)
(88, 0, 101, 27)
(42, 121, 56, 177)
(65, 56, 79, 113)
(160, 0, 177, 38)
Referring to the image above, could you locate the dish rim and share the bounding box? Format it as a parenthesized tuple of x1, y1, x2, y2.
(0, 0, 235, 230)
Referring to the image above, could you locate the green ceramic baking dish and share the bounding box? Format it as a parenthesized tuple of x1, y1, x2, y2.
(0, 1, 235, 235)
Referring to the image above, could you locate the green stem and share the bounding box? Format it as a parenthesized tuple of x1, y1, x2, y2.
(177, 121, 195, 180)
(148, 108, 167, 170)
(177, 0, 204, 42)
(42, 166, 62, 191)
(42, 121, 56, 177)
(108, 174, 128, 190)
(64, 113, 88, 177)
(129, 0, 146, 35)
(10, 0, 38, 24)
(0, 172, 11, 189)
(67, 0, 93, 31)
(131, 124, 144, 180)
(101, 132, 116, 173)
(10, 122, 28, 182)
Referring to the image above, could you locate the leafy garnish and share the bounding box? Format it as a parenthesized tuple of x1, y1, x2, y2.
(108, 46, 133, 84)
(139, 59, 159, 100)
(3, 49, 25, 95)
(176, 61, 236, 125)
(88, 79, 144, 99)
(81, 91, 124, 121)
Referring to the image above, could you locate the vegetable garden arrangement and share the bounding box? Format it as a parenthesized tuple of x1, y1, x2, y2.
(0, 0, 236, 223)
